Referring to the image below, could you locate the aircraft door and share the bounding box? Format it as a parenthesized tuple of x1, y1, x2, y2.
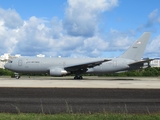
(25, 59, 29, 69)
(18, 60, 22, 66)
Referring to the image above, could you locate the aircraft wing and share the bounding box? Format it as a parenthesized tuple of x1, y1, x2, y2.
(128, 59, 154, 67)
(64, 59, 111, 71)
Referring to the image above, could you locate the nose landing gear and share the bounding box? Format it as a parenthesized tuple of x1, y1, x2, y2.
(14, 72, 20, 79)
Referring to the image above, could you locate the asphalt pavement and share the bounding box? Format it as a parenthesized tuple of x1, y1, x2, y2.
(0, 87, 160, 114)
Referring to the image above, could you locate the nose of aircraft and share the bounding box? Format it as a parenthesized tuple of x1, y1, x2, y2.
(4, 63, 9, 69)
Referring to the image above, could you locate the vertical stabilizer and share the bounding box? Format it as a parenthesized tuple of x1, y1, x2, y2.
(119, 32, 151, 61)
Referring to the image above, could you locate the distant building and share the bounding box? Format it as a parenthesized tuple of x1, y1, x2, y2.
(0, 53, 21, 69)
(150, 58, 160, 67)
(0, 53, 10, 61)
(15, 54, 21, 58)
(0, 53, 10, 68)
(37, 54, 45, 57)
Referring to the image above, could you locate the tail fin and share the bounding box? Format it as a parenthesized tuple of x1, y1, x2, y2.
(119, 32, 151, 61)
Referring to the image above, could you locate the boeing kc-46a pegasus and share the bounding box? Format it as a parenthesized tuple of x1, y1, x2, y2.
(4, 32, 152, 79)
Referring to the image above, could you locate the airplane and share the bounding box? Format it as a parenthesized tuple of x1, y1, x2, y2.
(4, 32, 153, 79)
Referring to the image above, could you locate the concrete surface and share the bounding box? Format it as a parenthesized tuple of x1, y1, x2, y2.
(0, 76, 160, 89)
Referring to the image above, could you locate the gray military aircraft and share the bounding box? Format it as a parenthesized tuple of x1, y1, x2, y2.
(4, 32, 152, 79)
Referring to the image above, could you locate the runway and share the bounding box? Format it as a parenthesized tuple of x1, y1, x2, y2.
(0, 76, 160, 88)
(0, 76, 160, 114)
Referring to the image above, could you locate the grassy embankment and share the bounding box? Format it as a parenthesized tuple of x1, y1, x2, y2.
(0, 113, 160, 120)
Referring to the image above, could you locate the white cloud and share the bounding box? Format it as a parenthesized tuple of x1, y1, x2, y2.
(0, 4, 140, 58)
(2, 1, 158, 58)
(149, 9, 158, 19)
(107, 29, 134, 51)
(158, 17, 160, 23)
(63, 0, 118, 37)
(83, 36, 109, 51)
(137, 9, 160, 32)
(146, 35, 160, 57)
(0, 17, 19, 54)
(0, 8, 23, 29)
(68, 0, 118, 12)
(135, 9, 160, 57)
(13, 16, 54, 56)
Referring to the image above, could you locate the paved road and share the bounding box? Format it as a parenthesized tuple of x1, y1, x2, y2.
(0, 88, 160, 114)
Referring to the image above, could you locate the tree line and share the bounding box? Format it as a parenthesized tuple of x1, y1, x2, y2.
(0, 67, 160, 77)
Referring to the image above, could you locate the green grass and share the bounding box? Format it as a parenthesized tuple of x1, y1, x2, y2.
(0, 113, 160, 120)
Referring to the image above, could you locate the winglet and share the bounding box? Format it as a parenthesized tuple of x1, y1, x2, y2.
(119, 32, 151, 61)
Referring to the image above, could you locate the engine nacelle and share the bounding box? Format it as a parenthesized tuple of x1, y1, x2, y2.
(49, 68, 68, 76)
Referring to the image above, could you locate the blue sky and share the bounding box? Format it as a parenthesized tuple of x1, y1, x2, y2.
(0, 0, 160, 58)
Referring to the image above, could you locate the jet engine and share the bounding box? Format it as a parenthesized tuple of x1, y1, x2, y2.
(49, 68, 68, 76)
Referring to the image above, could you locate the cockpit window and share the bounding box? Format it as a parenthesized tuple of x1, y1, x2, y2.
(8, 60, 12, 63)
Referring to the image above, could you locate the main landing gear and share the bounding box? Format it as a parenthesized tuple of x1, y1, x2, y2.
(74, 75, 83, 80)
(14, 72, 20, 79)
(73, 68, 86, 80)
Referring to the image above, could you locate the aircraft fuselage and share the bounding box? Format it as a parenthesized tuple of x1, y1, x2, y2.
(5, 57, 136, 75)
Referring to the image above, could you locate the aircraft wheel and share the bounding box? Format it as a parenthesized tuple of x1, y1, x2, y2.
(74, 75, 83, 80)
(79, 76, 83, 79)
(16, 76, 20, 79)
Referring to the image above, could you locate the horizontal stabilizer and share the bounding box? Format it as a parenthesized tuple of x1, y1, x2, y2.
(128, 59, 154, 67)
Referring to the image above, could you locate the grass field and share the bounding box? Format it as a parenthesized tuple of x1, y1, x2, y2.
(0, 113, 160, 120)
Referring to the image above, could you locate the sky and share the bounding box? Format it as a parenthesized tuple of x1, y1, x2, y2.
(0, 0, 160, 58)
